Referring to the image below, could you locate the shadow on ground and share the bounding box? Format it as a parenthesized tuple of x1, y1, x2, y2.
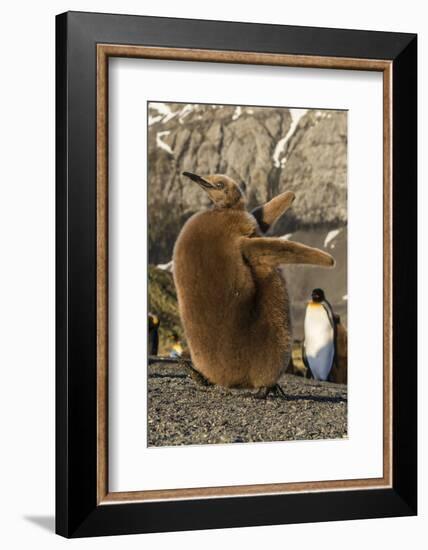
(24, 515, 55, 533)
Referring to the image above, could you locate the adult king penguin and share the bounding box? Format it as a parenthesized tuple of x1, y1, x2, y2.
(303, 288, 337, 381)
(173, 173, 335, 396)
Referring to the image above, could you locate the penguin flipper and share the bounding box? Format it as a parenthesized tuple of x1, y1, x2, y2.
(241, 237, 335, 268)
(251, 191, 295, 234)
(321, 302, 336, 331)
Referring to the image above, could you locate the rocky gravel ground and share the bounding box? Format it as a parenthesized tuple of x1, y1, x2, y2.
(148, 361, 347, 447)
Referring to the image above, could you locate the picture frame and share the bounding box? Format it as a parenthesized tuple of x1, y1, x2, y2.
(56, 11, 417, 538)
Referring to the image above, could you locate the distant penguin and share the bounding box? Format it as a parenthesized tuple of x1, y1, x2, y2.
(303, 288, 336, 381)
(169, 335, 183, 359)
(173, 172, 335, 395)
(148, 313, 160, 355)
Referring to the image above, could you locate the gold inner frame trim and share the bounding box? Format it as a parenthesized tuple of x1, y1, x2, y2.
(96, 43, 393, 505)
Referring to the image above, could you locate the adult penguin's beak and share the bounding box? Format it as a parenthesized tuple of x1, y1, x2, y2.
(182, 172, 214, 189)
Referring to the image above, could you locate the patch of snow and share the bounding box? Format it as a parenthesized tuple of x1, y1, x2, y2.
(315, 110, 333, 120)
(149, 102, 177, 124)
(246, 108, 254, 114)
(149, 102, 171, 116)
(279, 233, 293, 241)
(342, 294, 348, 301)
(156, 131, 173, 155)
(324, 229, 341, 248)
(272, 108, 308, 167)
(232, 106, 242, 121)
(148, 114, 163, 126)
(178, 104, 194, 122)
(157, 260, 173, 272)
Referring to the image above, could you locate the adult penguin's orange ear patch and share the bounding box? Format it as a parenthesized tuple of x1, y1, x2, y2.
(251, 191, 295, 234)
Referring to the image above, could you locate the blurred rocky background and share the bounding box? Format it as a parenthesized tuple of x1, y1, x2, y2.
(148, 102, 347, 354)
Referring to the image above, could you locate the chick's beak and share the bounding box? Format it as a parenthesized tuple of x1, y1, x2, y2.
(182, 172, 214, 189)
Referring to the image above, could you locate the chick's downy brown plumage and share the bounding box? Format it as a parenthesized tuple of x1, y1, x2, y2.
(173, 172, 335, 391)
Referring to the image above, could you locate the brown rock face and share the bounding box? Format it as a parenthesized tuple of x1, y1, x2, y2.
(278, 110, 347, 225)
(148, 103, 347, 265)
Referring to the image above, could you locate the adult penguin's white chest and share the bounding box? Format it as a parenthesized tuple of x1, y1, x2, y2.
(304, 303, 335, 381)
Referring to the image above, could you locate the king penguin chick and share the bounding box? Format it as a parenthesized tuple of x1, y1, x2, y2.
(329, 314, 348, 384)
(173, 173, 335, 393)
(303, 288, 336, 381)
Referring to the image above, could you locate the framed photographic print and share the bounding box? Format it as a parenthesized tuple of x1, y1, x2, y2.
(56, 11, 417, 538)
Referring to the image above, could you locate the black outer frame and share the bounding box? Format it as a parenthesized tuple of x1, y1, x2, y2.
(56, 11, 417, 538)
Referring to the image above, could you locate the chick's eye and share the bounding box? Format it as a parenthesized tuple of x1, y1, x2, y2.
(216, 182, 224, 189)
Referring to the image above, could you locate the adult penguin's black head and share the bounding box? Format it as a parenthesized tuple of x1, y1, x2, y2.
(311, 288, 325, 303)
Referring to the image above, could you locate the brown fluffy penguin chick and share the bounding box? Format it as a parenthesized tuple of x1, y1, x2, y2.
(329, 322, 348, 384)
(173, 172, 335, 391)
